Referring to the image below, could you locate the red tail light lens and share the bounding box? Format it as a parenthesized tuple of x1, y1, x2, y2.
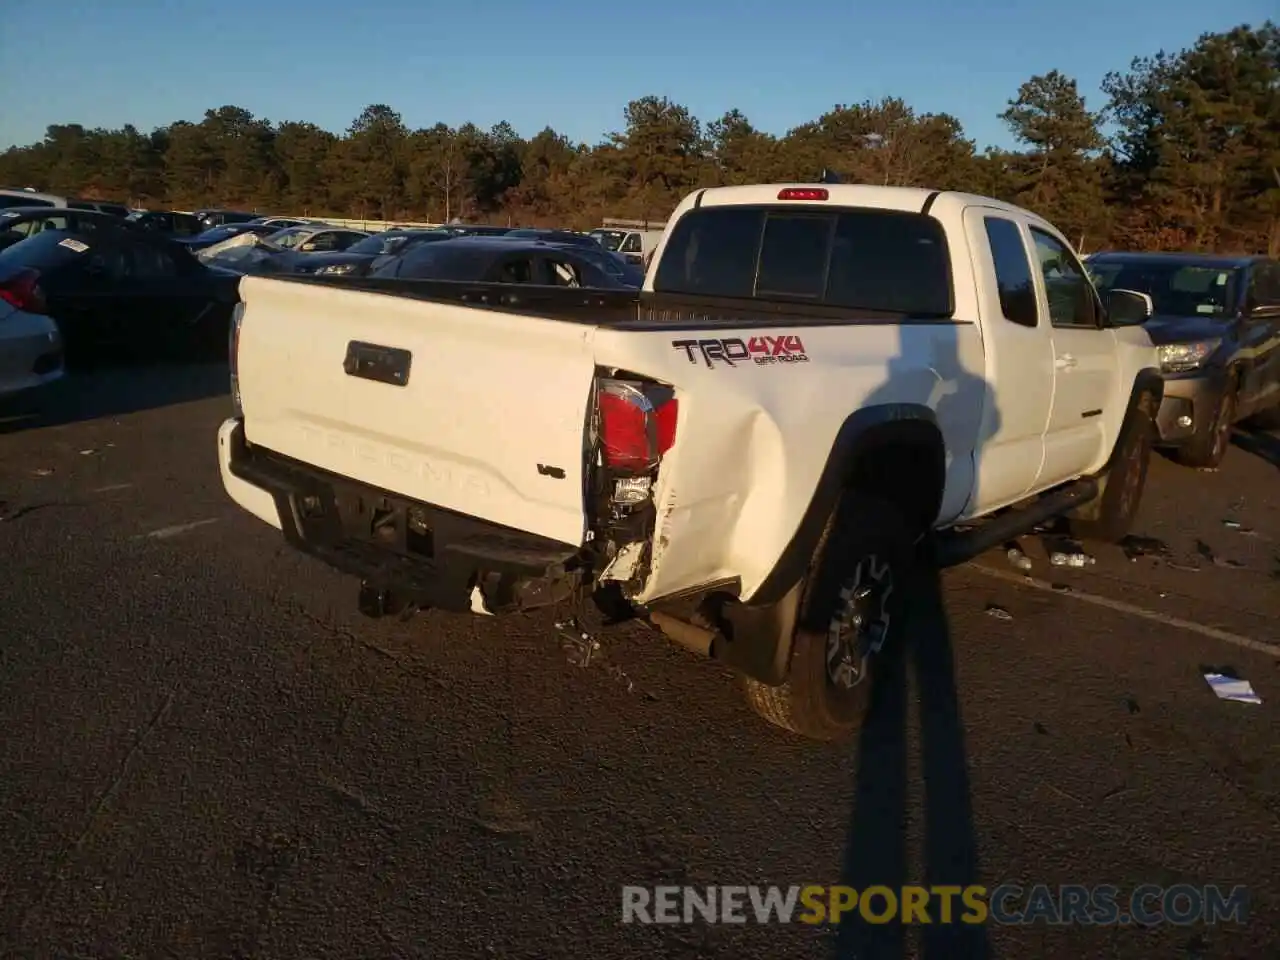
(597, 380, 678, 472)
(777, 187, 829, 201)
(0, 268, 47, 315)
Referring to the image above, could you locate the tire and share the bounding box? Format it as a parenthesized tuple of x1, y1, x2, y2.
(1068, 392, 1155, 543)
(742, 495, 914, 742)
(1173, 385, 1236, 469)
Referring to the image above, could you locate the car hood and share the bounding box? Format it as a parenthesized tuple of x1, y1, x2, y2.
(1141, 313, 1232, 346)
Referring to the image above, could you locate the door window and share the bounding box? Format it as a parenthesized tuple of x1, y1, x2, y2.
(84, 246, 128, 283)
(173, 214, 202, 236)
(124, 241, 179, 279)
(621, 233, 642, 254)
(544, 258, 583, 287)
(983, 216, 1038, 327)
(1249, 262, 1280, 315)
(1030, 228, 1097, 329)
(495, 257, 535, 283)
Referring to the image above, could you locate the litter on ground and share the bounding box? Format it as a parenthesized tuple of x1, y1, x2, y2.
(1203, 672, 1262, 705)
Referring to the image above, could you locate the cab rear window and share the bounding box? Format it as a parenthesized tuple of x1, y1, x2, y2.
(653, 205, 954, 317)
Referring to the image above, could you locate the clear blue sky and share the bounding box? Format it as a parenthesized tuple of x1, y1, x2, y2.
(0, 0, 1271, 152)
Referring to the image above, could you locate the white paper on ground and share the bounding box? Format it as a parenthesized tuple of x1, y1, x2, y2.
(1203, 673, 1262, 705)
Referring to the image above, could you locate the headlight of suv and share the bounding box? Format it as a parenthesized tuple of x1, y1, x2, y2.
(316, 263, 357, 276)
(1157, 339, 1220, 374)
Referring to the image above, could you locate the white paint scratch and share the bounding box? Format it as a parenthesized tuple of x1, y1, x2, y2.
(968, 563, 1280, 658)
(138, 518, 220, 540)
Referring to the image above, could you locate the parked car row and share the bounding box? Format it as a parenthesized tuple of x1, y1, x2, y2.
(0, 206, 646, 399)
(0, 214, 241, 394)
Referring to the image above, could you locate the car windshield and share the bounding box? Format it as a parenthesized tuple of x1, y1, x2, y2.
(1087, 260, 1239, 317)
(346, 233, 413, 255)
(590, 230, 626, 251)
(266, 227, 309, 249)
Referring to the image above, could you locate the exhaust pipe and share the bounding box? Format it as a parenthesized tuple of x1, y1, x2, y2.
(648, 610, 716, 658)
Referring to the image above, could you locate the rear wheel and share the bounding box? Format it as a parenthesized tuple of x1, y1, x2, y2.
(742, 495, 913, 741)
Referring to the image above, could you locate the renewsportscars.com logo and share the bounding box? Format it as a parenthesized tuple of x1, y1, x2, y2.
(621, 884, 1250, 927)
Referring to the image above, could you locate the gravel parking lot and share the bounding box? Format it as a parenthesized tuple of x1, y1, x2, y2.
(2, 365, 1278, 959)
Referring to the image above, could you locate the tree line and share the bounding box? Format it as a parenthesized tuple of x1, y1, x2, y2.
(1, 23, 1276, 254)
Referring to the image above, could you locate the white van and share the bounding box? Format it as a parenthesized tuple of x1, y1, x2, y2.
(588, 222, 665, 267)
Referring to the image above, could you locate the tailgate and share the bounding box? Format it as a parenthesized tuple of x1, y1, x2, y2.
(235, 277, 597, 546)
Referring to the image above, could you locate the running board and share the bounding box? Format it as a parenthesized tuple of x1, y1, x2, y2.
(929, 478, 1099, 568)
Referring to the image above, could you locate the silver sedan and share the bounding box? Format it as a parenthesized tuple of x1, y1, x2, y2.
(0, 268, 64, 397)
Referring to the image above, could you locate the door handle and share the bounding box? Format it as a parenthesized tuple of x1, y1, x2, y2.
(1055, 354, 1078, 370)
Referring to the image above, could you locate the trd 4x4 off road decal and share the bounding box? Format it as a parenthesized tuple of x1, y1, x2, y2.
(672, 335, 809, 368)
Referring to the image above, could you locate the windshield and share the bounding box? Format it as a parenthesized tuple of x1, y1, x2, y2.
(1087, 260, 1239, 317)
(590, 229, 626, 251)
(347, 233, 416, 255)
(267, 227, 309, 249)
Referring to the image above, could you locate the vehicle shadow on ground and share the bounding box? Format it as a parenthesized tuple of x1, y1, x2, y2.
(0, 361, 230, 435)
(1232, 427, 1280, 468)
(833, 566, 991, 960)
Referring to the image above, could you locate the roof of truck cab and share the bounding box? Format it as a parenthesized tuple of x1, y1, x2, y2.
(689, 183, 1039, 222)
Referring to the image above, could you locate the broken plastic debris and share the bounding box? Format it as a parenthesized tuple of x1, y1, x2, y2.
(1005, 544, 1033, 572)
(1223, 519, 1242, 530)
(1203, 673, 1262, 705)
(556, 617, 600, 668)
(1050, 552, 1096, 568)
(984, 604, 1013, 621)
(78, 449, 96, 456)
(1120, 535, 1171, 562)
(31, 468, 53, 477)
(604, 664, 635, 694)
(1196, 539, 1246, 569)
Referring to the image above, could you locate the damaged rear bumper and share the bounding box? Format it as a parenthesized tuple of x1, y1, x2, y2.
(219, 418, 582, 613)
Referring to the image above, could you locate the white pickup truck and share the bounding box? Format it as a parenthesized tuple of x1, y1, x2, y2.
(218, 183, 1162, 741)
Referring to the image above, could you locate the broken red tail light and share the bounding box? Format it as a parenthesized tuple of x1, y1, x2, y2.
(0, 268, 47, 315)
(597, 379, 678, 472)
(777, 187, 829, 201)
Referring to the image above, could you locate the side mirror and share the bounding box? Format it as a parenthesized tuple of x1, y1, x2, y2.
(1106, 288, 1153, 326)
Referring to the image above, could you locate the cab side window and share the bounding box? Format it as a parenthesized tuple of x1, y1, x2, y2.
(983, 216, 1038, 327)
(1030, 228, 1097, 328)
(621, 234, 642, 254)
